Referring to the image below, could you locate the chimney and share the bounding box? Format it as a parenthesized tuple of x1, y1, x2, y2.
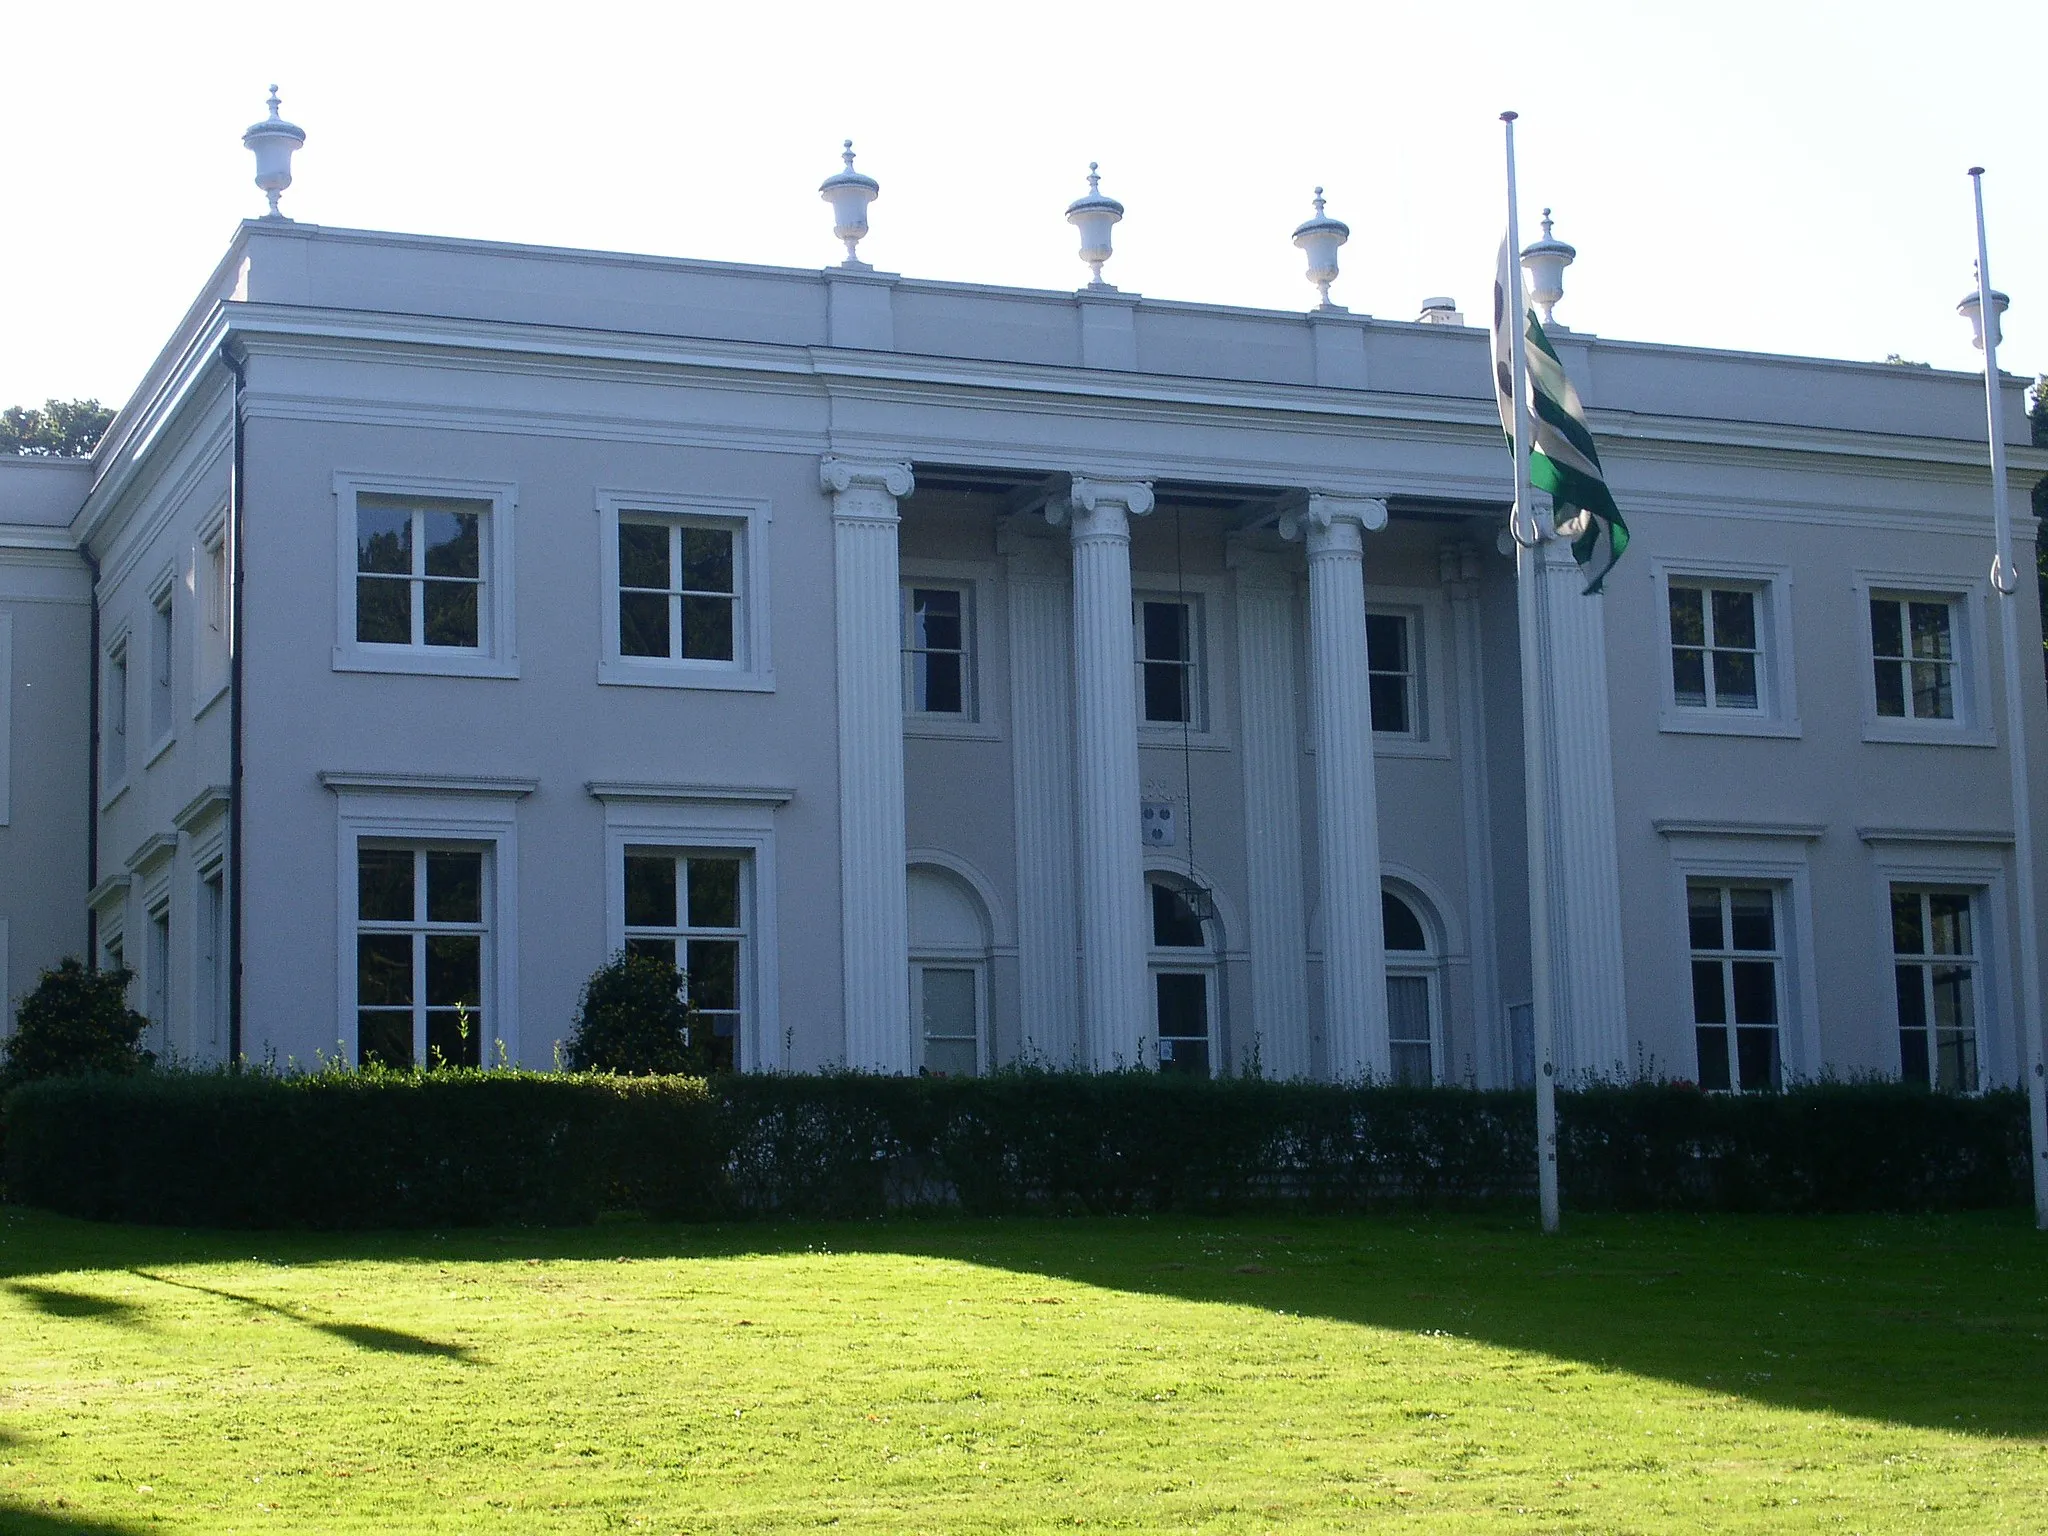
(1416, 297, 1464, 325)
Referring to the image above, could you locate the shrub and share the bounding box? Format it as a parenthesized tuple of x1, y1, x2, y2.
(564, 950, 714, 1076)
(1, 958, 150, 1088)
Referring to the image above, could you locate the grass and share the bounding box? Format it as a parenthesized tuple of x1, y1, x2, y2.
(0, 1208, 2043, 1533)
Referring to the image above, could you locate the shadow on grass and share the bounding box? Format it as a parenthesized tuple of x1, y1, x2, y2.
(4, 1282, 149, 1325)
(127, 1269, 476, 1361)
(0, 1505, 150, 1534)
(2, 1205, 2040, 1437)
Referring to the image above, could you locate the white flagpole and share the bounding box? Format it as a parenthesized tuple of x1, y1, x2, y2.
(1504, 111, 1561, 1232)
(1966, 168, 2048, 1229)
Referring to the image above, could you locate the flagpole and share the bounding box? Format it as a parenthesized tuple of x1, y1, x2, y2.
(1504, 111, 1561, 1233)
(1966, 168, 2048, 1229)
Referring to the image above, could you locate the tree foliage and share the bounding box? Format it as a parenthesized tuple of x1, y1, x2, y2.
(564, 950, 716, 1076)
(1, 958, 151, 1087)
(0, 398, 115, 457)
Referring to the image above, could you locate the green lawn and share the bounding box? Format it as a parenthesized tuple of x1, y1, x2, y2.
(0, 1208, 2043, 1534)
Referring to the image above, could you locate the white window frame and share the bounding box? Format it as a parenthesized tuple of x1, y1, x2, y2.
(1887, 883, 1988, 1092)
(194, 848, 228, 1060)
(1381, 883, 1445, 1087)
(330, 781, 523, 1068)
(595, 785, 786, 1071)
(1864, 836, 2011, 1088)
(146, 566, 177, 765)
(1651, 558, 1800, 739)
(193, 507, 231, 718)
(596, 490, 772, 692)
(1145, 872, 1221, 1076)
(101, 626, 131, 806)
(333, 472, 519, 679)
(144, 883, 172, 1062)
(91, 874, 130, 998)
(1363, 587, 1452, 760)
(900, 560, 1000, 739)
(1853, 571, 1994, 746)
(1133, 576, 1232, 750)
(1658, 829, 1822, 1084)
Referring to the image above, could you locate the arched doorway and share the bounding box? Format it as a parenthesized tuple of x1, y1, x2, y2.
(1148, 874, 1220, 1075)
(1383, 887, 1441, 1086)
(908, 865, 990, 1076)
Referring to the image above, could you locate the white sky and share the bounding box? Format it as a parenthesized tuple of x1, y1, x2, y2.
(4, 0, 2042, 409)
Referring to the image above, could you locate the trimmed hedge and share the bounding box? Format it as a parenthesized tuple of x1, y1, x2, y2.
(0, 1069, 2029, 1229)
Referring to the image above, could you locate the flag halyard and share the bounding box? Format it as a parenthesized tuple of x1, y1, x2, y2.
(1491, 238, 1630, 594)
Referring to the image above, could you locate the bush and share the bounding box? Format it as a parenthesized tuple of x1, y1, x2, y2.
(1, 958, 150, 1089)
(1, 1070, 2027, 1229)
(565, 951, 716, 1076)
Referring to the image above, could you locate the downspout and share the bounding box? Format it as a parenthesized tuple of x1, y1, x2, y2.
(85, 548, 101, 968)
(220, 344, 247, 1064)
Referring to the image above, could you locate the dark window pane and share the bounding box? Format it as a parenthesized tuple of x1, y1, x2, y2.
(357, 576, 411, 645)
(1696, 1027, 1731, 1091)
(1687, 886, 1723, 952)
(1870, 598, 1903, 659)
(1895, 965, 1928, 1030)
(1930, 965, 1973, 1033)
(681, 596, 735, 661)
(915, 653, 963, 714)
(1143, 661, 1187, 723)
(422, 580, 478, 648)
(685, 939, 739, 1012)
(619, 523, 670, 591)
(422, 511, 479, 579)
(1874, 659, 1906, 717)
(357, 934, 414, 1006)
(1728, 888, 1774, 951)
(1936, 1027, 1978, 1094)
(1672, 648, 1707, 708)
(1668, 587, 1705, 646)
(1156, 972, 1208, 1059)
(1712, 649, 1758, 709)
(1909, 603, 1952, 661)
(1391, 1042, 1433, 1088)
(625, 936, 680, 969)
(625, 855, 677, 929)
(1690, 960, 1727, 1024)
(1143, 602, 1188, 663)
(687, 858, 742, 929)
(1892, 891, 1924, 955)
(425, 935, 481, 1008)
(359, 848, 415, 922)
(1151, 883, 1206, 948)
(1730, 960, 1777, 1024)
(1910, 662, 1953, 720)
(426, 851, 483, 924)
(1365, 613, 1408, 673)
(357, 505, 413, 574)
(427, 1008, 481, 1069)
(1711, 589, 1756, 650)
(1900, 1026, 1930, 1085)
(680, 528, 734, 594)
(618, 591, 671, 658)
(1928, 894, 1971, 956)
(1382, 892, 1427, 951)
(911, 589, 962, 650)
(1369, 674, 1409, 734)
(1736, 1027, 1780, 1092)
(358, 1011, 413, 1069)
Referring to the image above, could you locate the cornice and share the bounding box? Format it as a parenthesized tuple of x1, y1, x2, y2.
(586, 780, 796, 805)
(318, 770, 538, 798)
(173, 784, 231, 831)
(1655, 819, 1827, 841)
(124, 832, 179, 874)
(1856, 825, 2013, 846)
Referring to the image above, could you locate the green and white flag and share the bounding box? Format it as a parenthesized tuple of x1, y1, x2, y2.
(1491, 237, 1629, 594)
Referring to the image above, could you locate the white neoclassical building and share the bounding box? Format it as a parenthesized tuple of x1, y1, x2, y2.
(2, 131, 2044, 1093)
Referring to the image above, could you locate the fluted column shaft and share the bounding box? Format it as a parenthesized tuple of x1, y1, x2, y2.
(822, 456, 915, 1072)
(1288, 494, 1390, 1080)
(1053, 477, 1154, 1071)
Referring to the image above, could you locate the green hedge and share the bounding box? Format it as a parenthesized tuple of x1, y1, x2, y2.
(0, 1070, 2028, 1229)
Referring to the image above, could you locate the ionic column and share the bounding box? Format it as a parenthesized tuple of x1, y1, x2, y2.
(1048, 476, 1154, 1071)
(1284, 494, 1390, 1080)
(821, 456, 915, 1072)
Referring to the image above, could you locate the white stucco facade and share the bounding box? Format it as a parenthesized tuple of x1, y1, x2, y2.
(2, 217, 2043, 1093)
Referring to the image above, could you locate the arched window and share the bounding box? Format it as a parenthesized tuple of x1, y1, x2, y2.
(1148, 875, 1219, 1075)
(1383, 888, 1439, 1086)
(908, 866, 990, 1076)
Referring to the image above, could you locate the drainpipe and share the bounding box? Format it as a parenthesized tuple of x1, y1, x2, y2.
(85, 548, 101, 968)
(220, 344, 247, 1065)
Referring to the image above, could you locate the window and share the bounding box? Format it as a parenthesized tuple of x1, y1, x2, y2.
(1149, 877, 1216, 1074)
(1892, 887, 1981, 1091)
(1870, 597, 1955, 721)
(623, 848, 746, 1074)
(1688, 882, 1782, 1092)
(1366, 612, 1417, 736)
(199, 868, 226, 1054)
(355, 844, 488, 1069)
(1136, 596, 1203, 728)
(903, 585, 972, 717)
(1669, 583, 1761, 711)
(356, 495, 485, 650)
(334, 474, 517, 677)
(619, 519, 737, 663)
(1383, 890, 1436, 1086)
(147, 581, 174, 746)
(194, 517, 230, 712)
(146, 903, 171, 1060)
(908, 865, 992, 1076)
(102, 636, 129, 791)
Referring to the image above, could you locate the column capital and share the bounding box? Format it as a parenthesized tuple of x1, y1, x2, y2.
(1046, 476, 1154, 542)
(1281, 493, 1387, 555)
(820, 455, 914, 520)
(1225, 535, 1298, 591)
(1439, 538, 1483, 596)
